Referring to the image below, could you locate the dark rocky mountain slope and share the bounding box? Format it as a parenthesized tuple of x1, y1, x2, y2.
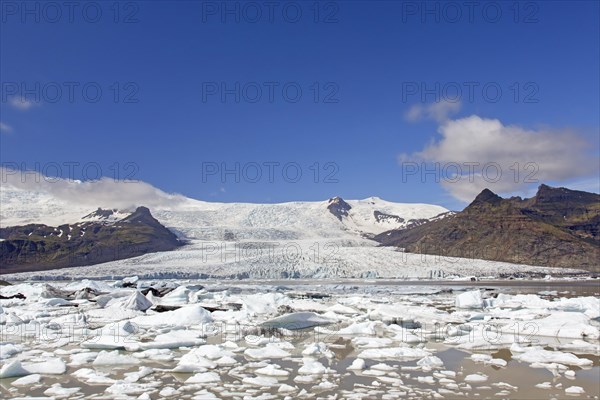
(375, 185, 600, 272)
(0, 207, 183, 274)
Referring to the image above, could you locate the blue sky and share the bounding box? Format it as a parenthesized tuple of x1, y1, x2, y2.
(1, 1, 599, 210)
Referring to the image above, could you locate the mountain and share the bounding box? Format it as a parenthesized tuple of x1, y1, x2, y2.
(4, 177, 592, 279)
(375, 185, 600, 272)
(0, 207, 183, 274)
(0, 183, 449, 239)
(1, 181, 487, 279)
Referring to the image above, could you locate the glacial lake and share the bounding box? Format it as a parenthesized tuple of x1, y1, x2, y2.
(1, 278, 598, 399)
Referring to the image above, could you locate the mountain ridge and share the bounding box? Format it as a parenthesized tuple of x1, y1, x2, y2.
(375, 185, 600, 272)
(0, 207, 183, 274)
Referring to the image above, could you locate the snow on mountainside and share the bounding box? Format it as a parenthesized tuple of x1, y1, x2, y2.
(0, 178, 448, 238)
(341, 197, 449, 235)
(1, 173, 581, 280)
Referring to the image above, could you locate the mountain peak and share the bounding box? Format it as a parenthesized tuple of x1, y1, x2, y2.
(468, 188, 503, 208)
(327, 197, 352, 221)
(534, 183, 600, 204)
(122, 206, 160, 225)
(82, 208, 118, 220)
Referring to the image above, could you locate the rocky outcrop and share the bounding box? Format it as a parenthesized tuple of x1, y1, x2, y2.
(375, 185, 600, 272)
(0, 207, 183, 274)
(327, 197, 352, 221)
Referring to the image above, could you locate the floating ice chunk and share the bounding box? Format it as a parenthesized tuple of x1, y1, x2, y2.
(105, 381, 160, 395)
(242, 293, 289, 316)
(392, 330, 427, 344)
(464, 373, 488, 382)
(23, 358, 67, 375)
(188, 344, 235, 360)
(564, 370, 576, 378)
(493, 382, 517, 391)
(133, 348, 174, 362)
(122, 276, 139, 287)
(215, 356, 238, 366)
(440, 370, 456, 378)
(131, 329, 205, 350)
(185, 371, 221, 384)
(81, 321, 139, 350)
(490, 358, 507, 367)
(159, 387, 178, 397)
(530, 362, 569, 377)
(11, 373, 42, 386)
(326, 304, 359, 315)
(124, 367, 153, 382)
(243, 376, 280, 387)
(44, 383, 81, 398)
(535, 382, 552, 389)
(131, 304, 212, 327)
(173, 348, 217, 372)
(347, 358, 366, 370)
(339, 321, 386, 336)
(244, 344, 291, 360)
(370, 304, 453, 326)
(42, 298, 74, 307)
(123, 291, 153, 311)
(278, 383, 297, 393)
(470, 353, 507, 367)
(316, 380, 337, 390)
(558, 339, 600, 353)
(93, 350, 141, 365)
(417, 356, 444, 369)
(455, 290, 483, 309)
(302, 342, 334, 358)
(255, 364, 290, 377)
(0, 342, 23, 359)
(358, 346, 431, 361)
(260, 312, 334, 330)
(63, 279, 113, 293)
(352, 337, 394, 349)
(72, 368, 115, 384)
(553, 296, 600, 320)
(534, 312, 599, 339)
(0, 360, 45, 378)
(298, 358, 329, 375)
(418, 376, 435, 384)
(470, 353, 492, 363)
(565, 386, 585, 395)
(512, 347, 593, 366)
(159, 286, 191, 306)
(69, 352, 98, 366)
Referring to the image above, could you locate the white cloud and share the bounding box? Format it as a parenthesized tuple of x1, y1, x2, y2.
(405, 100, 461, 123)
(9, 97, 37, 110)
(0, 122, 12, 134)
(1, 168, 190, 211)
(401, 114, 599, 202)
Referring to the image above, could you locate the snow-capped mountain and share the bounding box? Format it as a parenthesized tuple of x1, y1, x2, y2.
(0, 179, 449, 240)
(2, 174, 575, 280)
